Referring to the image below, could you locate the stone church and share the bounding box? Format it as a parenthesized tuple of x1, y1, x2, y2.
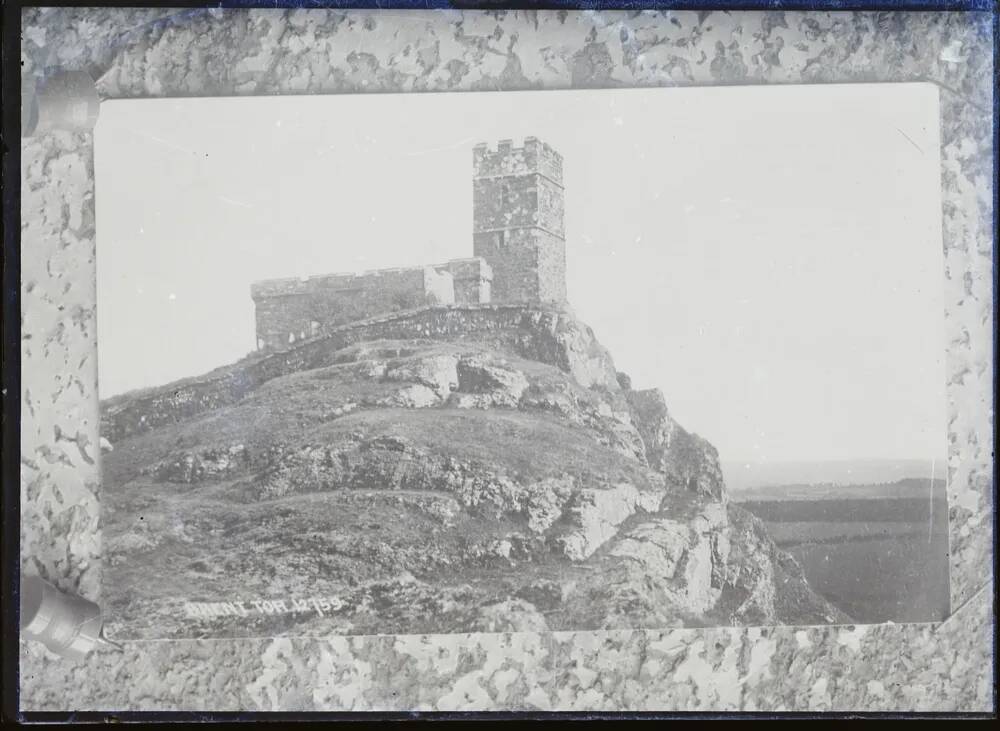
(250, 137, 566, 351)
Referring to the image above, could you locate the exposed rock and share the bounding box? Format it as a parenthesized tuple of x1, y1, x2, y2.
(146, 443, 248, 484)
(381, 384, 441, 408)
(554, 483, 664, 561)
(625, 387, 726, 501)
(384, 354, 458, 398)
(607, 502, 727, 616)
(522, 476, 575, 534)
(519, 378, 646, 462)
(515, 308, 620, 390)
(714, 504, 849, 626)
(451, 354, 529, 408)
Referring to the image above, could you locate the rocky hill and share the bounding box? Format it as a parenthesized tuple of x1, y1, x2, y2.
(101, 304, 848, 639)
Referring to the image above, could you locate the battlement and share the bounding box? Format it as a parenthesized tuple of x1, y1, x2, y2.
(473, 136, 563, 186)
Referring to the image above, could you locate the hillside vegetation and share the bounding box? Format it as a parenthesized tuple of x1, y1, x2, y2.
(102, 305, 848, 639)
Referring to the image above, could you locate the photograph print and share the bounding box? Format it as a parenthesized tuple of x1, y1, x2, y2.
(95, 83, 949, 640)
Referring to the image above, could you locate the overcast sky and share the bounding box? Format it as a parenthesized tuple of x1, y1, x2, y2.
(95, 83, 946, 464)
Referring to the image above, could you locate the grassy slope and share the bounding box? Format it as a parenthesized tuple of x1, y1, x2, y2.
(103, 340, 647, 488)
(103, 333, 845, 638)
(103, 338, 678, 638)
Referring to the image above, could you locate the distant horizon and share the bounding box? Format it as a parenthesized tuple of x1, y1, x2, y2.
(722, 457, 948, 492)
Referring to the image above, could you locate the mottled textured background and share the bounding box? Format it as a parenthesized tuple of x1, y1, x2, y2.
(19, 8, 995, 712)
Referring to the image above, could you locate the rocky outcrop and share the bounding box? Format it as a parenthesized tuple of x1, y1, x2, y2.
(625, 387, 726, 501)
(145, 443, 249, 484)
(607, 502, 728, 616)
(146, 432, 661, 565)
(101, 305, 847, 639)
(451, 355, 529, 408)
(554, 483, 664, 561)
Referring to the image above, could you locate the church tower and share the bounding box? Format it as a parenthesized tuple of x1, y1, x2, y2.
(472, 137, 566, 303)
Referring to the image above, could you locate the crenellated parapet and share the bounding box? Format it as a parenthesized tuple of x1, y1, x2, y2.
(472, 136, 564, 187)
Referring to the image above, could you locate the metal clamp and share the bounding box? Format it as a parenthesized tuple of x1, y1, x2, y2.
(22, 70, 100, 138)
(20, 575, 122, 661)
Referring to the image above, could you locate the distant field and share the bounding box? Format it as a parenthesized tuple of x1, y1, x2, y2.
(736, 479, 950, 624)
(763, 520, 925, 546)
(737, 496, 947, 524)
(731, 476, 947, 503)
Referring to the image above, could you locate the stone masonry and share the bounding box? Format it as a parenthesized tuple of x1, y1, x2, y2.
(251, 266, 456, 351)
(251, 137, 566, 351)
(473, 137, 566, 303)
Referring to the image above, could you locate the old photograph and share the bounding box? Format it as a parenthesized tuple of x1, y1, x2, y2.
(94, 84, 949, 640)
